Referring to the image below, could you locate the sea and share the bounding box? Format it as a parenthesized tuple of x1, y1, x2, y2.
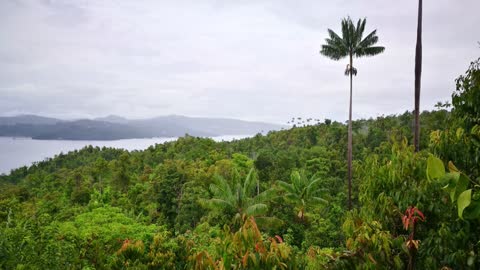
(0, 135, 251, 175)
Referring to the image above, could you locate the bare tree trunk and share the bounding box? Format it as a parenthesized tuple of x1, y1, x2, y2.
(348, 54, 353, 210)
(414, 0, 422, 152)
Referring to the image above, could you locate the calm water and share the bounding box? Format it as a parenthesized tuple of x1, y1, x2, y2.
(0, 135, 250, 175)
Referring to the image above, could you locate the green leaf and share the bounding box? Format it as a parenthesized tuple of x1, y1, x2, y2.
(456, 128, 464, 139)
(457, 189, 472, 219)
(255, 216, 284, 229)
(427, 155, 445, 180)
(245, 204, 268, 216)
(463, 201, 480, 219)
(448, 161, 459, 173)
(468, 256, 475, 266)
(441, 172, 460, 202)
(454, 174, 470, 202)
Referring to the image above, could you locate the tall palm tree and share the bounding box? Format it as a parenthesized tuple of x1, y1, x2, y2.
(276, 170, 327, 222)
(320, 17, 385, 210)
(414, 0, 423, 152)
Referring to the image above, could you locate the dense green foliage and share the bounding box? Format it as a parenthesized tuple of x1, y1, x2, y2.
(1, 58, 479, 269)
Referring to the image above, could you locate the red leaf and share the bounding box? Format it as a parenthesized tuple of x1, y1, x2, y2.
(275, 235, 283, 243)
(415, 208, 425, 221)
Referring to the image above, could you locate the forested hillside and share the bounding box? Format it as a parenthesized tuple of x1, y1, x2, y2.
(0, 59, 479, 269)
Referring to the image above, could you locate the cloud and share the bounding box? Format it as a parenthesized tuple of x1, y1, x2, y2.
(0, 0, 478, 124)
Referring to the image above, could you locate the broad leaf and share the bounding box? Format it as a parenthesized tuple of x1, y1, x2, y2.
(441, 172, 460, 202)
(427, 155, 445, 180)
(463, 201, 480, 220)
(454, 174, 470, 202)
(458, 189, 472, 219)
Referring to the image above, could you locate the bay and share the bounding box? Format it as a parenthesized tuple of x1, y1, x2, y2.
(0, 135, 251, 175)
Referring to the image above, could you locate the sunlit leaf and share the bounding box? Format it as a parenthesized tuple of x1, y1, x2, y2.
(448, 161, 459, 173)
(458, 189, 472, 219)
(426, 155, 445, 180)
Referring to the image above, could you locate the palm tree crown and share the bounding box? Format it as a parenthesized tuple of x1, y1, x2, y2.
(202, 168, 276, 225)
(277, 170, 327, 221)
(320, 17, 385, 64)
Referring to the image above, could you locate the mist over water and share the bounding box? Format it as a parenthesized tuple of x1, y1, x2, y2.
(0, 135, 251, 175)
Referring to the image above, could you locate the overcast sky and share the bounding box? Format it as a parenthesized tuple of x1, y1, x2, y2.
(0, 0, 478, 124)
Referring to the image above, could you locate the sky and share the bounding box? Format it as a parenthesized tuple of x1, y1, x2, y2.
(0, 0, 478, 124)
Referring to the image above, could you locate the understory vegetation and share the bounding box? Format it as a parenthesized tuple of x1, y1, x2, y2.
(1, 58, 479, 269)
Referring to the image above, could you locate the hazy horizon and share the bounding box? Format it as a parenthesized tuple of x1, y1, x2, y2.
(0, 113, 289, 125)
(0, 108, 443, 126)
(1, 0, 479, 123)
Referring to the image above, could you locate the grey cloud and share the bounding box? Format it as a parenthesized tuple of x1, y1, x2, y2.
(0, 0, 478, 124)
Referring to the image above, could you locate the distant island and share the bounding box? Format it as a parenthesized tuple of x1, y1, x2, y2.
(0, 115, 284, 140)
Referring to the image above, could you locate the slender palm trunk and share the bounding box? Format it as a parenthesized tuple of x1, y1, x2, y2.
(414, 0, 422, 152)
(347, 53, 353, 210)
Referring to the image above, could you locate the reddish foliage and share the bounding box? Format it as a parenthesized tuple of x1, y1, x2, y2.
(402, 206, 425, 230)
(402, 206, 425, 250)
(274, 235, 283, 243)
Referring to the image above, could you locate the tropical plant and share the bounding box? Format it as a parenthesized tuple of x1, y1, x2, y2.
(202, 168, 277, 227)
(402, 206, 425, 270)
(189, 217, 295, 270)
(426, 155, 480, 220)
(430, 58, 480, 178)
(277, 170, 327, 222)
(320, 17, 385, 209)
(452, 57, 480, 131)
(414, 0, 423, 152)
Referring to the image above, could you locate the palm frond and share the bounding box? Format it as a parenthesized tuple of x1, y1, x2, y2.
(291, 171, 303, 191)
(325, 38, 348, 53)
(356, 46, 385, 57)
(320, 44, 347, 60)
(327, 29, 343, 44)
(276, 181, 295, 194)
(245, 203, 268, 216)
(254, 188, 277, 203)
(209, 183, 232, 201)
(242, 168, 256, 196)
(341, 17, 353, 47)
(203, 198, 234, 211)
(300, 171, 309, 187)
(305, 178, 322, 197)
(210, 175, 232, 197)
(311, 197, 328, 205)
(355, 30, 379, 51)
(235, 182, 243, 209)
(355, 18, 367, 45)
(327, 29, 348, 51)
(285, 193, 300, 203)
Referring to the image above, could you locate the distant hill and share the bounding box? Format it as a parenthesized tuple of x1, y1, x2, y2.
(0, 115, 62, 126)
(94, 115, 129, 124)
(0, 115, 284, 140)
